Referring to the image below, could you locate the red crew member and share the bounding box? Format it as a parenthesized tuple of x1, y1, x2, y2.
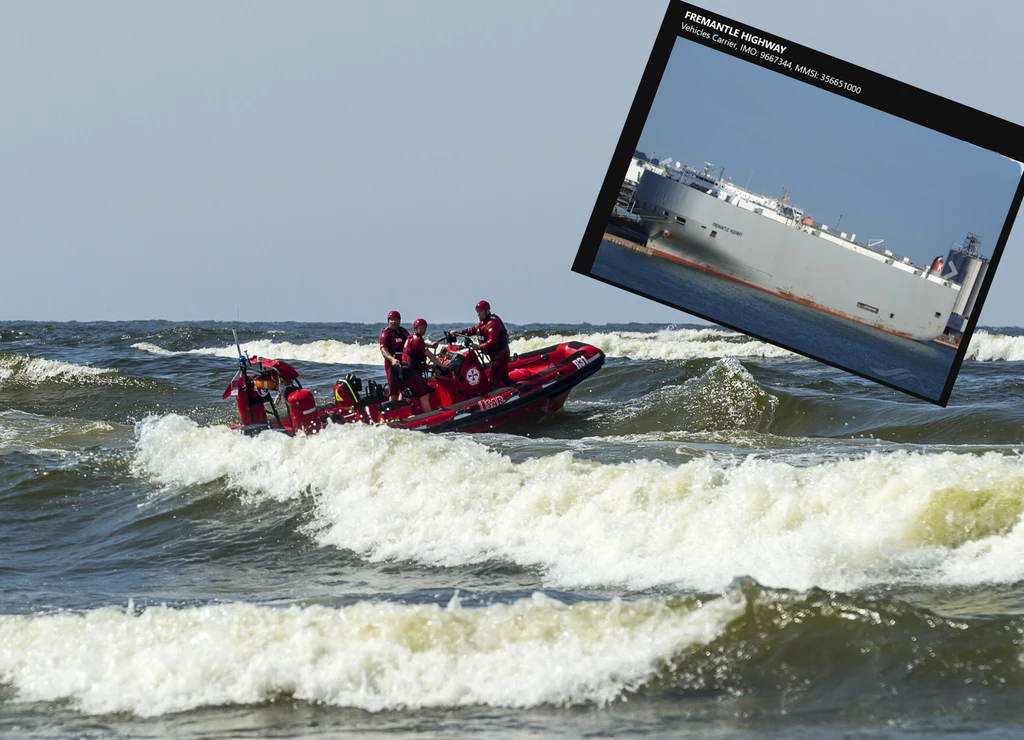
(379, 310, 410, 401)
(402, 318, 443, 412)
(456, 300, 513, 387)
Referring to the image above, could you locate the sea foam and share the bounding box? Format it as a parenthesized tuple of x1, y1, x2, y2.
(965, 331, 1024, 362)
(132, 327, 792, 367)
(133, 416, 1024, 593)
(0, 354, 115, 386)
(132, 339, 380, 365)
(0, 591, 743, 716)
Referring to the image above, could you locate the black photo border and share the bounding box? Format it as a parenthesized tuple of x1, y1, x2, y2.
(571, 0, 1024, 406)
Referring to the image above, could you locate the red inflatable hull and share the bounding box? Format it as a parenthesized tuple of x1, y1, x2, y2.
(228, 341, 604, 436)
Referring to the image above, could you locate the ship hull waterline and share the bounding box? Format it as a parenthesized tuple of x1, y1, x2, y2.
(644, 239, 922, 343)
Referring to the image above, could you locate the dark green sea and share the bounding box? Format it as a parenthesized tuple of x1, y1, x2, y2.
(592, 241, 962, 403)
(3, 319, 1024, 738)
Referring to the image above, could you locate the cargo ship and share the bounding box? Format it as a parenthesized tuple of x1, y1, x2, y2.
(628, 163, 962, 342)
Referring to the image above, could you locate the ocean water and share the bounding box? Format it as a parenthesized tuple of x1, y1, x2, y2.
(3, 320, 1024, 738)
(591, 240, 959, 402)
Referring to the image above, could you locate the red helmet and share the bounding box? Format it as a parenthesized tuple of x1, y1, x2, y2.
(412, 318, 427, 329)
(387, 310, 400, 320)
(475, 300, 490, 312)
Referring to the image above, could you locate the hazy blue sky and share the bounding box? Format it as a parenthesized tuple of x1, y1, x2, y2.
(638, 38, 1021, 269)
(2, 1, 1024, 326)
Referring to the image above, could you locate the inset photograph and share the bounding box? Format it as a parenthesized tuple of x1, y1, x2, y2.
(584, 31, 1022, 404)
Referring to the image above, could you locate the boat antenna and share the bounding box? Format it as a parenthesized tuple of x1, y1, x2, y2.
(232, 329, 249, 368)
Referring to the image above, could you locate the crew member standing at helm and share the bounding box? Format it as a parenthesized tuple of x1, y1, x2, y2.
(379, 310, 410, 401)
(455, 300, 513, 387)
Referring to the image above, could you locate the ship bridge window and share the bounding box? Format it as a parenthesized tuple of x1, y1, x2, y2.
(934, 311, 941, 318)
(675, 216, 686, 225)
(857, 302, 879, 314)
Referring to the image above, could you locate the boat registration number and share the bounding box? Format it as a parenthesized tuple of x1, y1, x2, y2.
(480, 396, 506, 410)
(572, 356, 588, 370)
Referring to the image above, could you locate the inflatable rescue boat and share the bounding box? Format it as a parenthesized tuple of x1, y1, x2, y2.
(223, 332, 604, 435)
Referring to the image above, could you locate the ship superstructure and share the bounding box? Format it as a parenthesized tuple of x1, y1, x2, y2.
(938, 232, 990, 346)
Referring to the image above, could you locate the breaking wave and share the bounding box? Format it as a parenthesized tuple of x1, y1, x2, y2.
(133, 415, 1024, 593)
(4, 583, 1021, 718)
(0, 592, 742, 716)
(965, 331, 1024, 362)
(512, 328, 794, 361)
(131, 327, 792, 367)
(131, 339, 382, 365)
(596, 357, 779, 433)
(0, 353, 117, 386)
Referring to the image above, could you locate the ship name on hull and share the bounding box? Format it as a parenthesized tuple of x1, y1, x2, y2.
(712, 222, 744, 236)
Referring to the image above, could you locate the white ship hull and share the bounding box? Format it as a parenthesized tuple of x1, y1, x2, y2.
(632, 171, 960, 342)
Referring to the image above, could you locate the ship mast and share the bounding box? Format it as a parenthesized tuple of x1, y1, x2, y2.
(959, 232, 982, 257)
